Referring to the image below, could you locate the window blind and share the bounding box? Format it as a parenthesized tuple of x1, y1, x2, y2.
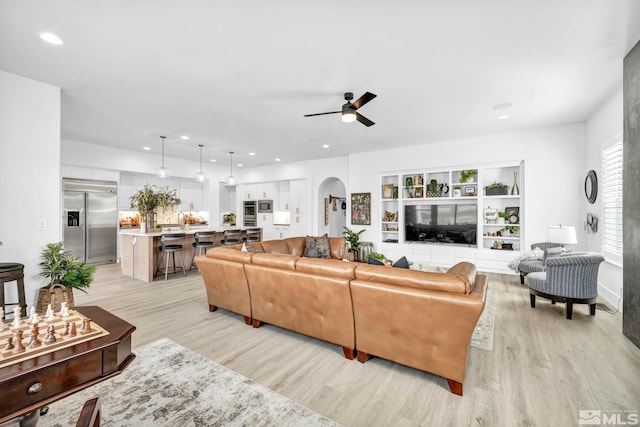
(601, 142, 623, 257)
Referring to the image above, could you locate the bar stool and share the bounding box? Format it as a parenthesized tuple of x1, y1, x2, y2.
(190, 231, 216, 271)
(155, 233, 187, 281)
(0, 263, 27, 319)
(222, 229, 242, 245)
(244, 228, 262, 242)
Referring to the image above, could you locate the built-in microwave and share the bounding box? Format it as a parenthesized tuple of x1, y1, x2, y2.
(258, 199, 273, 213)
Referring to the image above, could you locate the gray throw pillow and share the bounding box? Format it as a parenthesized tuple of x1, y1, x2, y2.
(303, 234, 331, 259)
(392, 256, 410, 269)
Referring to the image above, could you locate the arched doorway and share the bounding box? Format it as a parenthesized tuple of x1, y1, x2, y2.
(317, 177, 346, 237)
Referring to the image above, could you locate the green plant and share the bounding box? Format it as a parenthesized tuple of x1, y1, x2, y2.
(498, 211, 506, 218)
(453, 185, 461, 190)
(368, 252, 386, 261)
(429, 179, 438, 193)
(130, 185, 181, 216)
(499, 225, 519, 235)
(487, 181, 507, 188)
(342, 226, 365, 252)
(39, 242, 96, 293)
(459, 170, 477, 183)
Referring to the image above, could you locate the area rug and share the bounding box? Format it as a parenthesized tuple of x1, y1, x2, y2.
(470, 280, 498, 351)
(40, 338, 341, 427)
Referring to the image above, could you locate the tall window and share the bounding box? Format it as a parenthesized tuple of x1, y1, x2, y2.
(601, 141, 623, 261)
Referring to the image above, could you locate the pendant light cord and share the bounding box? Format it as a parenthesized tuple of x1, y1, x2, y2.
(160, 135, 166, 167)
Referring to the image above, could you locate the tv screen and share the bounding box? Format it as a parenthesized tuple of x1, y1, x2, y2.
(405, 204, 477, 246)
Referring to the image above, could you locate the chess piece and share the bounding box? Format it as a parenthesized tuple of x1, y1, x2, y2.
(3, 337, 14, 351)
(46, 306, 57, 321)
(69, 322, 77, 337)
(80, 318, 92, 335)
(11, 306, 22, 329)
(44, 325, 57, 344)
(28, 324, 41, 348)
(60, 302, 70, 317)
(12, 330, 25, 354)
(62, 321, 70, 336)
(45, 304, 54, 319)
(28, 307, 40, 324)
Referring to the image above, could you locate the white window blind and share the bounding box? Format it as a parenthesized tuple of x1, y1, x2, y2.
(601, 142, 623, 258)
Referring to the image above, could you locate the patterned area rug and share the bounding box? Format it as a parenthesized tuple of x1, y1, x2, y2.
(40, 339, 341, 427)
(411, 263, 497, 350)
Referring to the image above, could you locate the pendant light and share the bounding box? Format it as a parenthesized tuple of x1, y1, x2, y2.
(226, 151, 236, 185)
(194, 144, 208, 182)
(156, 135, 171, 178)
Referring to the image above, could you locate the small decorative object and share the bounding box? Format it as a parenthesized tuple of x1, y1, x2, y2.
(382, 183, 394, 199)
(484, 207, 499, 224)
(492, 240, 503, 249)
(453, 186, 461, 197)
(459, 170, 477, 183)
(585, 213, 598, 233)
(585, 170, 597, 203)
(383, 211, 397, 222)
(414, 187, 424, 198)
(392, 186, 398, 199)
(499, 225, 519, 236)
(511, 171, 520, 195)
(324, 198, 329, 226)
(464, 186, 476, 196)
(426, 179, 440, 198)
(405, 176, 413, 187)
(414, 174, 423, 186)
(350, 193, 371, 225)
(441, 183, 449, 195)
(505, 207, 519, 224)
(485, 182, 509, 196)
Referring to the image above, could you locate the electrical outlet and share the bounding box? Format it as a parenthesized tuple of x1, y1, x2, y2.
(39, 220, 47, 231)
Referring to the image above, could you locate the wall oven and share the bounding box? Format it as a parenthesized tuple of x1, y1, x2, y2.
(258, 199, 273, 213)
(243, 201, 257, 227)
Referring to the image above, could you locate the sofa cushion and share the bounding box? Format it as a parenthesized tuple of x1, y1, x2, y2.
(285, 237, 306, 257)
(296, 257, 357, 279)
(355, 263, 469, 294)
(303, 234, 331, 259)
(206, 247, 254, 263)
(251, 253, 299, 270)
(328, 238, 347, 259)
(261, 239, 292, 254)
(392, 256, 410, 269)
(246, 242, 265, 253)
(446, 262, 477, 293)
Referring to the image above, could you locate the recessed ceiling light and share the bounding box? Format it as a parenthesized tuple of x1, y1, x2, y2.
(237, 163, 243, 167)
(40, 33, 63, 45)
(180, 135, 189, 140)
(143, 146, 151, 151)
(498, 114, 509, 120)
(275, 158, 281, 162)
(210, 159, 217, 162)
(249, 152, 255, 156)
(322, 144, 330, 148)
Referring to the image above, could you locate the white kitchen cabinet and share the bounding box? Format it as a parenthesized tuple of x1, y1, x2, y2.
(242, 184, 258, 200)
(257, 182, 278, 200)
(278, 181, 290, 211)
(289, 179, 306, 215)
(289, 213, 306, 237)
(118, 174, 148, 209)
(274, 225, 290, 240)
(179, 180, 203, 211)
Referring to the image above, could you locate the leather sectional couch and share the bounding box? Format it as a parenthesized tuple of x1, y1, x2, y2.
(195, 236, 487, 396)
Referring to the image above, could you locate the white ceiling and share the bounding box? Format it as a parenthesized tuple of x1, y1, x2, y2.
(1, 1, 640, 168)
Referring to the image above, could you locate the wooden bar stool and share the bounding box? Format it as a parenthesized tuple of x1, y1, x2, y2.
(0, 263, 27, 319)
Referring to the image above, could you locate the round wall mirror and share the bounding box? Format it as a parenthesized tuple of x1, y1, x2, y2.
(585, 170, 598, 204)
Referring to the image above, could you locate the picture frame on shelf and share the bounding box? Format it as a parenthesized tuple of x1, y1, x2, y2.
(464, 186, 476, 196)
(505, 207, 520, 224)
(351, 192, 371, 225)
(393, 186, 398, 199)
(484, 207, 499, 224)
(382, 183, 394, 199)
(414, 187, 424, 198)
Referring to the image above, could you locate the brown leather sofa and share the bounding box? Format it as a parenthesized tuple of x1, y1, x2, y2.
(195, 236, 487, 396)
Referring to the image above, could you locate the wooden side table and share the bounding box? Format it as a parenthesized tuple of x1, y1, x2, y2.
(0, 263, 27, 319)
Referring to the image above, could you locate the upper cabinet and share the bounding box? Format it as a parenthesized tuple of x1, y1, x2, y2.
(257, 182, 278, 200)
(242, 184, 258, 200)
(179, 180, 203, 211)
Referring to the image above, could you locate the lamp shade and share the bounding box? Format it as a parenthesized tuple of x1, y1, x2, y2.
(547, 225, 577, 245)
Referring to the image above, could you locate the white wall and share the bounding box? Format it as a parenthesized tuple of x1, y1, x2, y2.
(349, 124, 587, 249)
(585, 88, 624, 308)
(0, 71, 61, 307)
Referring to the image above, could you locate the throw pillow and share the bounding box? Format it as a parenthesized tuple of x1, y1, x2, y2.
(241, 243, 248, 252)
(303, 234, 331, 259)
(392, 256, 410, 269)
(246, 243, 264, 253)
(367, 257, 385, 266)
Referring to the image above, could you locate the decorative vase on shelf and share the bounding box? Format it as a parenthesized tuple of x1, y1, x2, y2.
(140, 221, 147, 234)
(511, 171, 520, 196)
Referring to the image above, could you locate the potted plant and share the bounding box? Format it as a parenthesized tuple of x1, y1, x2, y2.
(485, 181, 509, 196)
(498, 225, 519, 236)
(427, 179, 440, 198)
(130, 185, 181, 232)
(453, 185, 462, 197)
(459, 170, 477, 183)
(367, 251, 387, 264)
(342, 226, 365, 261)
(38, 242, 96, 311)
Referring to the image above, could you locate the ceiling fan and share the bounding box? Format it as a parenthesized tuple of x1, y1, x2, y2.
(304, 92, 377, 127)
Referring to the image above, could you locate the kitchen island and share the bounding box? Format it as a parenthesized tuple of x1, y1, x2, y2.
(120, 227, 258, 282)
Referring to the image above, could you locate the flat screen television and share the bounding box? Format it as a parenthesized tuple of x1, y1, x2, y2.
(405, 203, 477, 246)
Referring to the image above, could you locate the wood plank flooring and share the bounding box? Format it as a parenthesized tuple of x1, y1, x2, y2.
(70, 263, 640, 426)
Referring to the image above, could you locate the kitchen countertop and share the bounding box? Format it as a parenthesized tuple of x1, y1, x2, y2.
(120, 225, 250, 237)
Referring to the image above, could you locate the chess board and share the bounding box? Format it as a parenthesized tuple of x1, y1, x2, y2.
(0, 309, 110, 369)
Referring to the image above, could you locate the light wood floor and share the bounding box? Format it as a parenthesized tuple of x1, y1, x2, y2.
(71, 263, 640, 427)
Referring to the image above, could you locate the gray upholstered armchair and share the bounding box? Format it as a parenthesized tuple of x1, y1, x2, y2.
(527, 252, 605, 319)
(517, 242, 563, 284)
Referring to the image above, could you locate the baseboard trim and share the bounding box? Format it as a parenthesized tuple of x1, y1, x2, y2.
(598, 281, 622, 312)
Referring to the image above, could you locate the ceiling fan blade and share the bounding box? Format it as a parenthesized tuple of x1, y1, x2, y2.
(356, 112, 375, 127)
(351, 92, 377, 110)
(304, 111, 341, 117)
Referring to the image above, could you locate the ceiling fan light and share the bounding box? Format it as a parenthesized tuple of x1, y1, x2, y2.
(342, 110, 356, 123)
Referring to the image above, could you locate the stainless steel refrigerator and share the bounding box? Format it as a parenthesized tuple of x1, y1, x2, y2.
(63, 179, 118, 264)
